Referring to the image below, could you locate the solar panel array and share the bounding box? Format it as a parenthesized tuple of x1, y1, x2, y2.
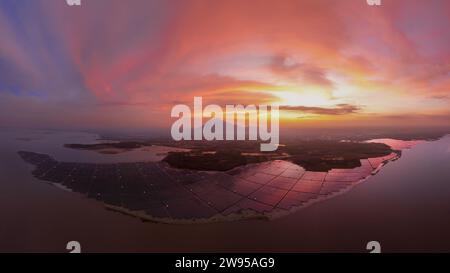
(18, 151, 398, 223)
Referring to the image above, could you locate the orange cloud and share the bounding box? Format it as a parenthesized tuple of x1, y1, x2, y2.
(0, 0, 449, 129)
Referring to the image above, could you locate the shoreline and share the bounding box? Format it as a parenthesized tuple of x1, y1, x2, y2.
(19, 144, 404, 224)
(102, 152, 401, 225)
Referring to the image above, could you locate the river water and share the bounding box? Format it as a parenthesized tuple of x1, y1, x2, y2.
(1, 129, 449, 252)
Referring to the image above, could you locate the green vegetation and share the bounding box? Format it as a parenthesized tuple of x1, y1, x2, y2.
(163, 140, 393, 172)
(164, 150, 269, 171)
(280, 140, 392, 171)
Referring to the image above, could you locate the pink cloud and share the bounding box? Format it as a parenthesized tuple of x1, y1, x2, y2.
(1, 0, 449, 129)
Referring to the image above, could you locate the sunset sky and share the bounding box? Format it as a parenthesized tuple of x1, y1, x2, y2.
(0, 0, 449, 130)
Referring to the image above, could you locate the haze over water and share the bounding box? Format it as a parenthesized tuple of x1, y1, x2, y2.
(1, 129, 449, 252)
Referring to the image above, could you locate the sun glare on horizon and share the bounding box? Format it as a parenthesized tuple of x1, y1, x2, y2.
(272, 90, 333, 107)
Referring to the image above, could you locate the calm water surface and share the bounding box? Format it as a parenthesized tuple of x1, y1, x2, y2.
(1, 129, 449, 252)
